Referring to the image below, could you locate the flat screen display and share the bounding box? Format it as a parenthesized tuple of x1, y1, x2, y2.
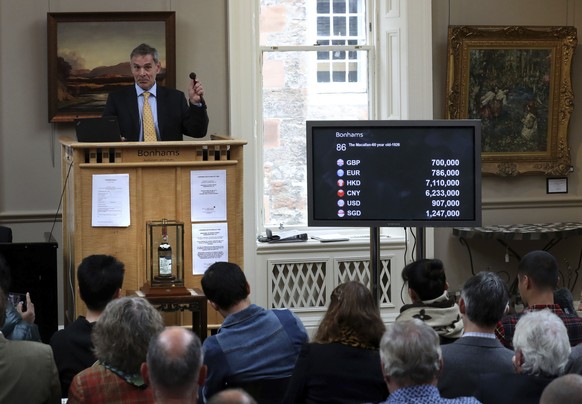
(307, 120, 482, 227)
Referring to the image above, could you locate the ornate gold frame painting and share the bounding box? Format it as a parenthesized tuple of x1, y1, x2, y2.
(446, 26, 577, 176)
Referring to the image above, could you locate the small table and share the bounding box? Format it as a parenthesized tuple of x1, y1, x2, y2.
(453, 222, 582, 294)
(131, 288, 208, 342)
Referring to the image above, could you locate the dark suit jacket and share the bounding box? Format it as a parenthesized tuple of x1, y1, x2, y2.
(284, 342, 388, 404)
(102, 85, 209, 141)
(566, 343, 582, 374)
(474, 373, 554, 404)
(438, 336, 515, 398)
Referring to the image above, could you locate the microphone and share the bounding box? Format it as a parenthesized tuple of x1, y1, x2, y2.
(189, 72, 205, 105)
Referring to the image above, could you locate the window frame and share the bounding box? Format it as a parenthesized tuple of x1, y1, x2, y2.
(227, 0, 434, 238)
(312, 0, 368, 91)
(257, 0, 375, 231)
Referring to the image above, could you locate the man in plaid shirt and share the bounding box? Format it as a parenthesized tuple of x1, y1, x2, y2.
(495, 250, 582, 349)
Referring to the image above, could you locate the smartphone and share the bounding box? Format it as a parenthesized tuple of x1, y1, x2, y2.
(8, 292, 26, 311)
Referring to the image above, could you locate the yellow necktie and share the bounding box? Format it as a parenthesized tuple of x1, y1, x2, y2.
(143, 92, 157, 142)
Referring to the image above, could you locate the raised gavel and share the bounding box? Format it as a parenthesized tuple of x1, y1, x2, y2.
(189, 72, 205, 105)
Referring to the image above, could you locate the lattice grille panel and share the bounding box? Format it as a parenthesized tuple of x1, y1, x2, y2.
(337, 258, 392, 305)
(270, 261, 327, 309)
(379, 260, 392, 305)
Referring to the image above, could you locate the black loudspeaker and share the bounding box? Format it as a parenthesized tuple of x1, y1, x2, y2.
(0, 242, 58, 343)
(0, 226, 12, 242)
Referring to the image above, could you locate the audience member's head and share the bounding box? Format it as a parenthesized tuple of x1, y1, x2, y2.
(201, 262, 249, 312)
(517, 250, 559, 294)
(540, 374, 582, 404)
(401, 259, 448, 301)
(77, 254, 125, 312)
(460, 271, 509, 329)
(92, 296, 164, 375)
(554, 287, 576, 315)
(380, 319, 442, 391)
(512, 309, 570, 377)
(143, 326, 205, 403)
(0, 254, 12, 295)
(207, 388, 257, 404)
(313, 280, 385, 348)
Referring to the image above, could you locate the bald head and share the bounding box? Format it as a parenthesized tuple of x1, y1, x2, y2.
(159, 326, 194, 357)
(540, 374, 582, 404)
(207, 388, 257, 404)
(143, 327, 204, 403)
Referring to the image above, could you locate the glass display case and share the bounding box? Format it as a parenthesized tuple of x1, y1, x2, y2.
(143, 219, 188, 296)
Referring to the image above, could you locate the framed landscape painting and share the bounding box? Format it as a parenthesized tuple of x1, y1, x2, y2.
(47, 11, 175, 123)
(446, 26, 577, 176)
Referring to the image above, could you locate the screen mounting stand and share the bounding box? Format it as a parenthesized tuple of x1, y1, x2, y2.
(370, 226, 425, 304)
(416, 227, 425, 260)
(370, 226, 381, 304)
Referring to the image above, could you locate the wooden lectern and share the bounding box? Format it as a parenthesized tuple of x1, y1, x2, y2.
(59, 136, 246, 331)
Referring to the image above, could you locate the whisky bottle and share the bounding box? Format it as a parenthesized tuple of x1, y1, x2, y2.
(158, 223, 173, 277)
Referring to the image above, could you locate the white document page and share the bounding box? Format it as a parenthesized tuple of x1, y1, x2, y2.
(192, 223, 228, 275)
(190, 170, 227, 222)
(91, 174, 130, 227)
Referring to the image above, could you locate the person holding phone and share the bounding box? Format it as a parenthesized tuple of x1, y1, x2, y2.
(0, 288, 61, 403)
(0, 254, 40, 341)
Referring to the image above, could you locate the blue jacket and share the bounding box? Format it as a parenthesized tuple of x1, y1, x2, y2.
(1, 300, 41, 341)
(202, 304, 308, 401)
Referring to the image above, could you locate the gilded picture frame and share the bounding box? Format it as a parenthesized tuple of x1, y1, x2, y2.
(47, 11, 176, 123)
(446, 26, 577, 176)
